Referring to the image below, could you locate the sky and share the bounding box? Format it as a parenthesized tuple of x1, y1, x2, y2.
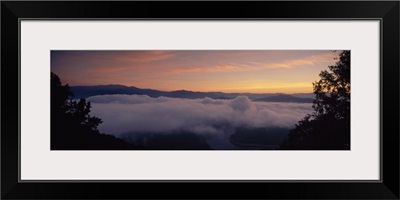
(51, 50, 340, 94)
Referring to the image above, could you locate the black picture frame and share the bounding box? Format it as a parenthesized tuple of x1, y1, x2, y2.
(1, 1, 399, 199)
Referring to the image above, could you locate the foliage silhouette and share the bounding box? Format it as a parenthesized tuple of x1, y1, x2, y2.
(51, 72, 144, 150)
(230, 127, 289, 149)
(132, 132, 212, 150)
(279, 50, 350, 150)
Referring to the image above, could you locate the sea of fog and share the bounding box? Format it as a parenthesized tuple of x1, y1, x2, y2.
(88, 95, 314, 149)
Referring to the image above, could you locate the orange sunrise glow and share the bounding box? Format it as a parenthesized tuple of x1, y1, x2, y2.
(51, 50, 340, 94)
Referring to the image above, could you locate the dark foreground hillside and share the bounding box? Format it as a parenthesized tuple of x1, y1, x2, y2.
(51, 72, 145, 150)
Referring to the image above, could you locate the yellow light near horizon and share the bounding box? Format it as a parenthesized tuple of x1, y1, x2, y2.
(52, 50, 340, 95)
(188, 82, 313, 94)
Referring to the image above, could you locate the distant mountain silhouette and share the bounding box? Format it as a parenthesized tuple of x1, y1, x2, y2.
(70, 85, 314, 103)
(253, 94, 314, 103)
(71, 85, 164, 98)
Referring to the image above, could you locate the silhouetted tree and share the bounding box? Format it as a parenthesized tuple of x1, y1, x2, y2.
(65, 98, 103, 132)
(51, 72, 143, 150)
(279, 51, 350, 150)
(51, 72, 72, 112)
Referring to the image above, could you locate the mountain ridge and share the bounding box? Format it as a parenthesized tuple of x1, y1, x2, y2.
(70, 85, 315, 103)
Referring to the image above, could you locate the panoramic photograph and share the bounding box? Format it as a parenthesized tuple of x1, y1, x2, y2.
(51, 50, 350, 150)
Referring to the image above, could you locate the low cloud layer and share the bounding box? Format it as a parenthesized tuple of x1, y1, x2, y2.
(88, 95, 313, 138)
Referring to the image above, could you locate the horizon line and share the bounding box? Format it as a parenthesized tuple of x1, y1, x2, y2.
(68, 83, 315, 95)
